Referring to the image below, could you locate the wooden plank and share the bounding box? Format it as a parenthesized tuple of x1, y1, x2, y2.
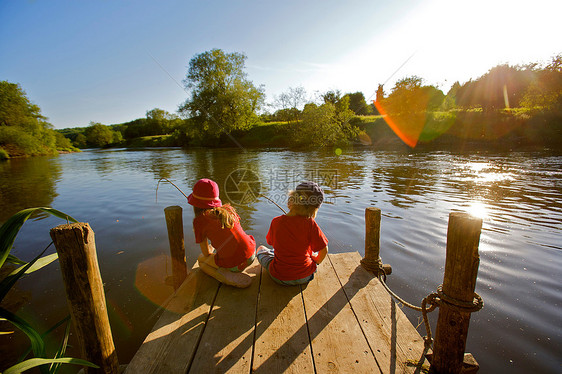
(329, 252, 431, 373)
(188, 261, 261, 373)
(301, 256, 382, 373)
(125, 263, 220, 374)
(252, 267, 314, 374)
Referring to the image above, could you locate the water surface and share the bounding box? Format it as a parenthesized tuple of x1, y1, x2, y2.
(1, 147, 560, 373)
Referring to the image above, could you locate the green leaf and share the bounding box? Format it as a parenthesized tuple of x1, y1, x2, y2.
(0, 207, 77, 269)
(3, 357, 99, 374)
(19, 315, 71, 364)
(9, 253, 58, 277)
(0, 307, 45, 359)
(49, 318, 71, 374)
(6, 254, 26, 265)
(0, 243, 51, 303)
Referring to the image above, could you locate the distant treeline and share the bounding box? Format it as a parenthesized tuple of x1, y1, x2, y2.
(2, 51, 561, 159)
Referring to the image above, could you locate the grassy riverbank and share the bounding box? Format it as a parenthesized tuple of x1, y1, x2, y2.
(100, 110, 562, 151)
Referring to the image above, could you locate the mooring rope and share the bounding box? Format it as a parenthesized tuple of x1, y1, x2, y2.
(375, 265, 483, 347)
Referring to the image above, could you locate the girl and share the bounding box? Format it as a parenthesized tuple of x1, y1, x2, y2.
(188, 178, 256, 288)
(257, 181, 329, 286)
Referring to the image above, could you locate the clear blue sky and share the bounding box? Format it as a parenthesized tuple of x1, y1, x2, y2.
(1, 0, 560, 129)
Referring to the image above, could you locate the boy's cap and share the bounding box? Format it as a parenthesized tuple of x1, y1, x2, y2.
(295, 181, 324, 207)
(187, 178, 222, 209)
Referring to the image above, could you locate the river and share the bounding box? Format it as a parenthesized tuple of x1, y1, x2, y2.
(1, 147, 561, 373)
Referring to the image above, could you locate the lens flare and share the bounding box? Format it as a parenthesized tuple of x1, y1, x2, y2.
(374, 100, 426, 148)
(135, 254, 176, 307)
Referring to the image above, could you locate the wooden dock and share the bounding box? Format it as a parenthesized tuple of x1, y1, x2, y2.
(125, 252, 430, 374)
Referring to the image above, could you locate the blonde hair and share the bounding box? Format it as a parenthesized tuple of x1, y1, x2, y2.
(194, 204, 238, 229)
(287, 190, 319, 218)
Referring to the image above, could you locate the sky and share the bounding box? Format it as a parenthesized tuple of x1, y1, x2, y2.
(1, 0, 560, 129)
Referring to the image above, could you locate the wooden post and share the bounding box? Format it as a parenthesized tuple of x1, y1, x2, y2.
(164, 206, 187, 289)
(431, 212, 482, 374)
(50, 223, 119, 374)
(361, 207, 392, 275)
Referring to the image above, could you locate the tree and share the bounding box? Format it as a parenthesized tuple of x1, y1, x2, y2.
(343, 92, 370, 115)
(456, 64, 535, 110)
(179, 49, 265, 141)
(274, 86, 307, 123)
(85, 122, 116, 147)
(0, 81, 57, 156)
(74, 133, 87, 148)
(295, 91, 357, 146)
(441, 81, 461, 111)
(521, 54, 562, 111)
(382, 76, 444, 114)
(375, 84, 385, 102)
(321, 90, 342, 105)
(0, 81, 45, 127)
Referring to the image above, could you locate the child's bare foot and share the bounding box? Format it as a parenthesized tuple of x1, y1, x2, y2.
(198, 262, 252, 288)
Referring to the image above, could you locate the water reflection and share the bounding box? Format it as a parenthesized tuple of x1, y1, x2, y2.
(0, 156, 61, 222)
(1, 148, 560, 373)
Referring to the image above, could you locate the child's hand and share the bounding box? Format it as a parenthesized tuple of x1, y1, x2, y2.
(312, 247, 328, 265)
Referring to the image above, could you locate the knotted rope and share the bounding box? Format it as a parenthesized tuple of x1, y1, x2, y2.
(374, 265, 483, 348)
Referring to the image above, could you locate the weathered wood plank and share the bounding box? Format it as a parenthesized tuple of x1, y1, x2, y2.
(329, 252, 431, 373)
(301, 256, 383, 373)
(252, 267, 314, 374)
(188, 261, 261, 373)
(125, 264, 220, 374)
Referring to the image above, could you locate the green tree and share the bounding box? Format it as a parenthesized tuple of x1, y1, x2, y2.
(85, 122, 115, 147)
(295, 92, 357, 146)
(274, 86, 307, 123)
(321, 90, 342, 105)
(441, 81, 461, 111)
(54, 131, 78, 152)
(179, 49, 265, 142)
(521, 54, 562, 111)
(343, 92, 370, 115)
(383, 76, 444, 114)
(0, 81, 58, 157)
(74, 133, 87, 148)
(456, 64, 535, 110)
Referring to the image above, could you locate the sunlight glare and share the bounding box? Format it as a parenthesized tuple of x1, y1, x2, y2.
(468, 201, 488, 219)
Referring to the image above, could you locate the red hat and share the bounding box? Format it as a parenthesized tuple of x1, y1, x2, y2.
(187, 178, 222, 209)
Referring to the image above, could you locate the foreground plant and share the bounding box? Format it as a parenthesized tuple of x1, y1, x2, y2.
(0, 207, 99, 373)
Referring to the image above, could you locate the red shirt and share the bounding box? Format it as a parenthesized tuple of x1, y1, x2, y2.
(193, 211, 256, 269)
(266, 215, 329, 281)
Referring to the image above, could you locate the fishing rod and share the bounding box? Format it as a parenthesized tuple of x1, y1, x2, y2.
(156, 177, 189, 203)
(259, 194, 287, 214)
(156, 177, 288, 216)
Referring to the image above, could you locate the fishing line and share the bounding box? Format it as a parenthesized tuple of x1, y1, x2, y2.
(367, 51, 417, 102)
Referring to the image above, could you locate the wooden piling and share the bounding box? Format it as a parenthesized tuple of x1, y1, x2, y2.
(361, 207, 392, 275)
(164, 205, 187, 289)
(431, 212, 482, 374)
(50, 222, 119, 374)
